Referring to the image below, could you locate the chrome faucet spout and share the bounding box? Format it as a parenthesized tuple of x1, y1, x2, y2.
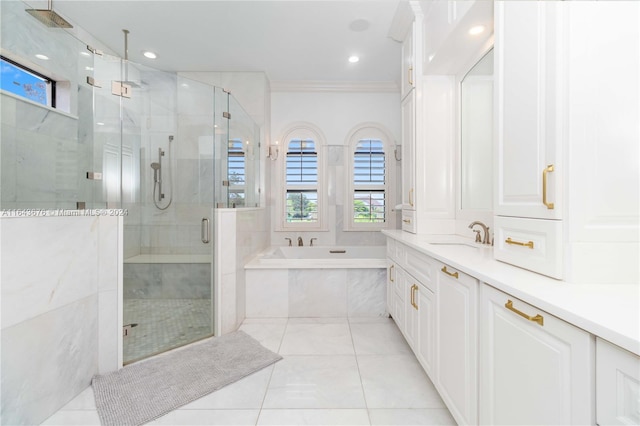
(297, 237, 303, 246)
(468, 221, 491, 245)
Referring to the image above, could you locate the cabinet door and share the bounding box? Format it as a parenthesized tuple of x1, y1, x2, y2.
(495, 1, 563, 220)
(436, 264, 478, 425)
(417, 283, 436, 378)
(401, 92, 416, 214)
(401, 21, 415, 99)
(479, 284, 594, 425)
(596, 338, 640, 426)
(386, 260, 396, 316)
(404, 272, 420, 350)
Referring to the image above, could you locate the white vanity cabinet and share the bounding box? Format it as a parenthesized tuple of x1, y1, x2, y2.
(435, 262, 478, 425)
(494, 1, 563, 221)
(479, 283, 594, 425)
(401, 92, 416, 222)
(596, 338, 640, 425)
(494, 1, 640, 282)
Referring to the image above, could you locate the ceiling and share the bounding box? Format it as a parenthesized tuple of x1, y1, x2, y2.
(43, 0, 402, 84)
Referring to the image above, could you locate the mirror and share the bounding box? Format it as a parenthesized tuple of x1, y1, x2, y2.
(460, 48, 493, 211)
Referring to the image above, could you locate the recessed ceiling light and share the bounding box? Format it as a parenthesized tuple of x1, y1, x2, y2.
(349, 18, 370, 32)
(143, 51, 157, 59)
(468, 25, 485, 36)
(35, 54, 49, 60)
(96, 122, 105, 126)
(348, 55, 360, 63)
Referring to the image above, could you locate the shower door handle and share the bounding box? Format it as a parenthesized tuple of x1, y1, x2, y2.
(201, 218, 210, 244)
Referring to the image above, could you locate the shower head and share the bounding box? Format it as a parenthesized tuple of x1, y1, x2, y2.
(26, 0, 73, 28)
(151, 162, 160, 183)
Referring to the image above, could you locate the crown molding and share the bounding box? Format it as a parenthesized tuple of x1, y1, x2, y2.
(270, 80, 399, 93)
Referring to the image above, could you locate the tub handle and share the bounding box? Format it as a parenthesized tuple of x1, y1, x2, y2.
(201, 218, 210, 244)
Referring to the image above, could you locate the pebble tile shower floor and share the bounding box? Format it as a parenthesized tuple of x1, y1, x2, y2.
(123, 299, 212, 363)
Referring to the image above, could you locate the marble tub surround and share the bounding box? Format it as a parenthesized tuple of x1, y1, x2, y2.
(44, 317, 455, 425)
(0, 214, 122, 425)
(383, 230, 640, 356)
(245, 267, 386, 319)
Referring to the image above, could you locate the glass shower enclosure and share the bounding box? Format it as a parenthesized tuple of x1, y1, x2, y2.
(1, 0, 260, 364)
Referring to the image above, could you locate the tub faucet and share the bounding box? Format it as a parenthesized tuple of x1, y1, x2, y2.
(297, 237, 303, 246)
(468, 221, 491, 245)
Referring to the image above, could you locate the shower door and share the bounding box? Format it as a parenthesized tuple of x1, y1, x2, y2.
(95, 57, 217, 364)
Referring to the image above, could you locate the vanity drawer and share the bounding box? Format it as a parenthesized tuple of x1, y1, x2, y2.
(405, 246, 436, 292)
(494, 216, 563, 279)
(402, 210, 416, 233)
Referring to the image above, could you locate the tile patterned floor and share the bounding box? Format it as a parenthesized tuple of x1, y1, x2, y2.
(43, 317, 456, 425)
(123, 298, 212, 363)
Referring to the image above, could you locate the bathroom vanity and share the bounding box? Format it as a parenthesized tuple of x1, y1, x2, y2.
(383, 230, 639, 426)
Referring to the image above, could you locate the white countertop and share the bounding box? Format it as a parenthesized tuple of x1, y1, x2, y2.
(382, 230, 640, 356)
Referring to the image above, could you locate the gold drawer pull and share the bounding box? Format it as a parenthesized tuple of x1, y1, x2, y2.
(441, 266, 458, 279)
(410, 284, 418, 310)
(505, 237, 534, 249)
(389, 264, 395, 282)
(505, 300, 544, 326)
(542, 164, 555, 209)
(409, 188, 414, 207)
(408, 65, 414, 86)
(403, 219, 411, 224)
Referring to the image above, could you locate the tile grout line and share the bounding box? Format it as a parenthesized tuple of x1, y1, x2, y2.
(347, 318, 373, 426)
(254, 318, 289, 425)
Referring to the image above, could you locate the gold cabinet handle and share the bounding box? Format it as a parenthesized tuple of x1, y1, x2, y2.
(505, 237, 534, 249)
(542, 164, 555, 209)
(505, 300, 544, 326)
(389, 264, 395, 282)
(410, 284, 418, 310)
(409, 188, 414, 207)
(408, 65, 414, 86)
(410, 284, 415, 308)
(403, 219, 411, 224)
(441, 266, 459, 279)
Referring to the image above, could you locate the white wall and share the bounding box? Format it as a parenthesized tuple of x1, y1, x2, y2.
(0, 214, 122, 425)
(270, 89, 402, 246)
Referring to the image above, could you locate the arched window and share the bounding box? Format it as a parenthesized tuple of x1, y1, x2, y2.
(276, 123, 327, 231)
(345, 124, 396, 231)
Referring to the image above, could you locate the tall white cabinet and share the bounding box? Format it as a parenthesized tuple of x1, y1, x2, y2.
(493, 1, 640, 282)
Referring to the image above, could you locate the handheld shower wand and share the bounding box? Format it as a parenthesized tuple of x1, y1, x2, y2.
(150, 162, 160, 183)
(151, 135, 174, 210)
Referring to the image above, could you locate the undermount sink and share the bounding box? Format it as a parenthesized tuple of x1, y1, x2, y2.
(428, 242, 486, 250)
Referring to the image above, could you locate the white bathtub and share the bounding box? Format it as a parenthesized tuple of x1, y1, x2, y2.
(244, 245, 387, 318)
(245, 246, 386, 269)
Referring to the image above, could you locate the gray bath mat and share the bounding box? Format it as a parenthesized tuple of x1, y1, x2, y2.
(92, 331, 281, 425)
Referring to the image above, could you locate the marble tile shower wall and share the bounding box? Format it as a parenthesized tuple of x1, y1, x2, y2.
(0, 1, 96, 210)
(0, 215, 121, 425)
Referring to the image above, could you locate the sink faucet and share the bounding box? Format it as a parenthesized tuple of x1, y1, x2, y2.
(310, 238, 317, 246)
(468, 221, 491, 245)
(284, 238, 292, 246)
(297, 236, 303, 246)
